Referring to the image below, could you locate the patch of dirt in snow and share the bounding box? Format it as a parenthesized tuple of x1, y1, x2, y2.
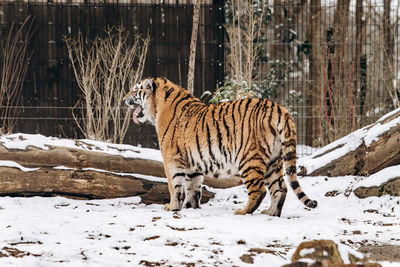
(358, 244, 400, 262)
(0, 246, 41, 258)
(240, 247, 287, 264)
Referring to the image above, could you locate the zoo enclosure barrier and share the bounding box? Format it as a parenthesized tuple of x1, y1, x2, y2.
(0, 1, 399, 155)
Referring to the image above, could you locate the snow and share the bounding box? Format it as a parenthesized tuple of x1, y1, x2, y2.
(1, 133, 400, 266)
(299, 248, 315, 257)
(298, 108, 400, 174)
(0, 161, 39, 172)
(0, 176, 399, 266)
(0, 133, 163, 162)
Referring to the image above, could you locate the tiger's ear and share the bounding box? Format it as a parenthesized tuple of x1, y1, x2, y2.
(142, 78, 157, 93)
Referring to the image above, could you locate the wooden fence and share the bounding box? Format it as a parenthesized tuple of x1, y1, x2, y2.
(0, 2, 224, 147)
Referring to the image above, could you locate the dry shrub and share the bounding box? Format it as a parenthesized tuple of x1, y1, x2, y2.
(316, 13, 399, 146)
(224, 0, 268, 99)
(0, 16, 34, 135)
(318, 31, 357, 145)
(65, 27, 149, 143)
(363, 20, 399, 119)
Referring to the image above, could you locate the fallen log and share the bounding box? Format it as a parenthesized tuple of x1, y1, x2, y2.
(352, 165, 400, 198)
(354, 177, 400, 198)
(299, 108, 400, 177)
(0, 166, 214, 204)
(0, 144, 165, 178)
(0, 143, 242, 188)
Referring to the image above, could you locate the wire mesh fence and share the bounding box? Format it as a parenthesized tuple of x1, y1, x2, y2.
(246, 1, 400, 151)
(0, 1, 399, 154)
(0, 1, 224, 147)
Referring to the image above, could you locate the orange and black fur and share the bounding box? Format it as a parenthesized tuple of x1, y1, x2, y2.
(123, 77, 317, 216)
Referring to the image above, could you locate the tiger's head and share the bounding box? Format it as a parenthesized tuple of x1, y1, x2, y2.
(123, 78, 157, 125)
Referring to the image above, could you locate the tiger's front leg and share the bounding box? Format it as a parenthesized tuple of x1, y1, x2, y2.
(181, 173, 203, 209)
(165, 171, 203, 211)
(164, 170, 185, 211)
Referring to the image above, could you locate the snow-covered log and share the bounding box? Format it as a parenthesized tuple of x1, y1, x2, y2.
(298, 108, 400, 177)
(0, 134, 242, 189)
(0, 134, 242, 202)
(353, 166, 400, 198)
(0, 165, 214, 204)
(0, 144, 166, 178)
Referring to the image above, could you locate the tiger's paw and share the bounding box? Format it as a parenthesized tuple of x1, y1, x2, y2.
(261, 209, 274, 216)
(260, 209, 269, 215)
(261, 208, 282, 217)
(164, 203, 180, 211)
(234, 208, 247, 215)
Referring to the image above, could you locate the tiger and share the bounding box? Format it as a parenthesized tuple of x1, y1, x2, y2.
(123, 77, 318, 216)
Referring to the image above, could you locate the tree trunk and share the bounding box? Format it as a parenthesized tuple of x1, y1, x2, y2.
(383, 0, 394, 69)
(306, 0, 321, 146)
(187, 0, 200, 94)
(332, 0, 353, 139)
(383, 0, 396, 108)
(272, 0, 284, 61)
(299, 108, 400, 177)
(0, 166, 214, 204)
(354, 0, 367, 115)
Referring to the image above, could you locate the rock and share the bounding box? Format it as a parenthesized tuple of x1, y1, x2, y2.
(283, 240, 382, 267)
(354, 177, 400, 198)
(291, 240, 343, 263)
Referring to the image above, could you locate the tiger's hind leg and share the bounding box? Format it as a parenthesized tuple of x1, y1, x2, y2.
(235, 168, 267, 215)
(182, 173, 203, 209)
(261, 158, 287, 217)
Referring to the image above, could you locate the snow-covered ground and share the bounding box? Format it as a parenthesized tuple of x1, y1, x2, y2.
(1, 134, 400, 266)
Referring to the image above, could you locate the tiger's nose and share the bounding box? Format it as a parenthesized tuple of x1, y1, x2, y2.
(124, 98, 133, 106)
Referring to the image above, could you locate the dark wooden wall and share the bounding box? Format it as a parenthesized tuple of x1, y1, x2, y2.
(0, 2, 224, 148)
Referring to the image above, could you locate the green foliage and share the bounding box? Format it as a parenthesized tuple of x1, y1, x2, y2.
(203, 77, 258, 104)
(259, 60, 294, 99)
(285, 89, 303, 116)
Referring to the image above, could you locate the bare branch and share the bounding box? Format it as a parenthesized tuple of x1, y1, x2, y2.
(0, 16, 35, 135)
(65, 27, 150, 143)
(224, 0, 267, 99)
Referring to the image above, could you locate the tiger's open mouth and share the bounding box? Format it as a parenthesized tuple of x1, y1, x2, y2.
(130, 104, 144, 124)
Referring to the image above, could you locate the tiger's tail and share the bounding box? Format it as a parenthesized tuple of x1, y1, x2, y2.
(281, 111, 318, 209)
